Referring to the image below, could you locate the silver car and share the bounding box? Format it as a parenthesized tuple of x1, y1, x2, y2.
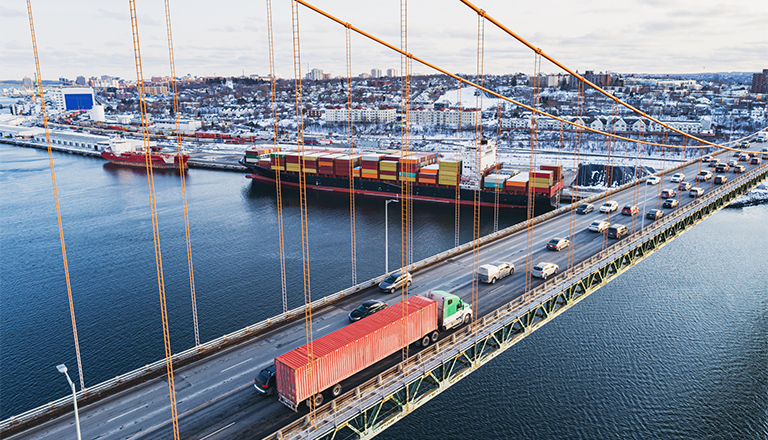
(531, 262, 559, 280)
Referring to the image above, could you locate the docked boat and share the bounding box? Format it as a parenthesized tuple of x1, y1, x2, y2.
(240, 139, 563, 209)
(101, 137, 188, 169)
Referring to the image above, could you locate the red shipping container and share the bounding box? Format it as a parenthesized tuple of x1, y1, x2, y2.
(275, 295, 437, 408)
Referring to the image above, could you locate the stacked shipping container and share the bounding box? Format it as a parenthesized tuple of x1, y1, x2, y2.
(418, 164, 439, 185)
(379, 160, 398, 181)
(438, 159, 461, 186)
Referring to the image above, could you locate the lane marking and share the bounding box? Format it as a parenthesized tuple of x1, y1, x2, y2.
(315, 324, 331, 332)
(221, 358, 252, 373)
(200, 422, 235, 440)
(107, 405, 144, 423)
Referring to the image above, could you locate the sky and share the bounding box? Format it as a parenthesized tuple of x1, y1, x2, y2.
(1, 0, 766, 81)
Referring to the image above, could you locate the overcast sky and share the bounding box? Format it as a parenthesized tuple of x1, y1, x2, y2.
(2, 0, 766, 81)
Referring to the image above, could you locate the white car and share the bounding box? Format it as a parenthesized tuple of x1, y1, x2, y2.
(531, 262, 559, 280)
(588, 220, 610, 232)
(646, 176, 661, 185)
(599, 201, 619, 213)
(670, 173, 684, 183)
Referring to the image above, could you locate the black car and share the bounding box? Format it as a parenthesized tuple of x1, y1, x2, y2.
(349, 300, 388, 322)
(576, 203, 594, 214)
(662, 198, 679, 208)
(646, 209, 664, 220)
(254, 364, 277, 395)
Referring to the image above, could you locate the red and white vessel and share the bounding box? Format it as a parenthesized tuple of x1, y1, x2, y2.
(101, 137, 188, 169)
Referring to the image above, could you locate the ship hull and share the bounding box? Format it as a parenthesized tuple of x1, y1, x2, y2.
(242, 163, 560, 208)
(101, 151, 189, 169)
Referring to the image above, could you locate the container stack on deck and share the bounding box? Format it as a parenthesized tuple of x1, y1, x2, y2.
(361, 154, 382, 179)
(303, 152, 320, 173)
(438, 158, 461, 186)
(379, 160, 398, 181)
(270, 152, 286, 171)
(418, 164, 439, 185)
(318, 154, 337, 175)
(484, 173, 512, 189)
(530, 170, 554, 195)
(285, 153, 301, 173)
(504, 172, 528, 192)
(335, 154, 361, 178)
(244, 146, 280, 164)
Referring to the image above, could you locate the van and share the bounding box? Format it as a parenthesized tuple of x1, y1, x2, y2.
(756, 132, 768, 142)
(478, 262, 514, 284)
(607, 225, 629, 239)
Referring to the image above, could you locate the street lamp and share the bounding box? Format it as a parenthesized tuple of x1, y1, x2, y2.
(56, 364, 82, 440)
(384, 199, 399, 274)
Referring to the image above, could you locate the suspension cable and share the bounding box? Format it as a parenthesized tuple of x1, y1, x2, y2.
(163, 0, 199, 348)
(295, 0, 743, 155)
(266, 0, 288, 313)
(290, 0, 317, 422)
(455, 80, 462, 248)
(399, 0, 411, 368)
(128, 1, 179, 437)
(346, 27, 358, 286)
(494, 105, 501, 233)
(25, 0, 86, 391)
(566, 78, 584, 273)
(524, 53, 541, 294)
(471, 14, 484, 333)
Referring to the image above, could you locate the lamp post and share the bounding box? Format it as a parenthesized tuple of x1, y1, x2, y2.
(385, 199, 399, 274)
(56, 364, 82, 440)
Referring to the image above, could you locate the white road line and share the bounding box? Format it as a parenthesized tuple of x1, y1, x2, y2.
(107, 405, 144, 423)
(221, 358, 252, 373)
(200, 422, 235, 440)
(315, 324, 331, 332)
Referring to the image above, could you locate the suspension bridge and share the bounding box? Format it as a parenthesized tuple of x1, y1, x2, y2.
(4, 0, 767, 439)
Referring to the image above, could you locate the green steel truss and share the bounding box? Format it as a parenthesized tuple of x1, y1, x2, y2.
(267, 165, 767, 440)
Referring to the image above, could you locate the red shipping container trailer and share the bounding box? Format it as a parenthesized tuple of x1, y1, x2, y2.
(275, 295, 437, 410)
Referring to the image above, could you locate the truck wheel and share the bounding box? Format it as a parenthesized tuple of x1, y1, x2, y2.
(307, 393, 324, 408)
(420, 335, 431, 347)
(331, 383, 343, 397)
(430, 331, 439, 343)
(491, 277, 496, 284)
(463, 314, 471, 326)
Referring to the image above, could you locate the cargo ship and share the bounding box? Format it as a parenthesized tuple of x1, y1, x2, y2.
(240, 139, 564, 208)
(101, 137, 189, 169)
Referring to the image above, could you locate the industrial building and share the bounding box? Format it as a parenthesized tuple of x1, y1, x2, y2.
(49, 87, 96, 111)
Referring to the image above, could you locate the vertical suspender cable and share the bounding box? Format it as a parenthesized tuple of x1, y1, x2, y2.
(399, 0, 411, 367)
(494, 105, 501, 233)
(163, 0, 200, 348)
(128, 1, 179, 437)
(455, 81, 462, 248)
(567, 78, 584, 273)
(290, 0, 316, 422)
(524, 53, 541, 294)
(25, 0, 86, 391)
(346, 27, 358, 286)
(471, 14, 484, 331)
(266, 0, 288, 313)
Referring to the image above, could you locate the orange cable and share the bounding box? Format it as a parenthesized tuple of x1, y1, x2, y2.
(471, 14, 484, 333)
(346, 27, 358, 286)
(399, 0, 411, 369)
(455, 80, 462, 248)
(128, 1, 179, 437)
(163, 0, 199, 348)
(25, 0, 86, 391)
(290, 0, 316, 421)
(266, 0, 288, 313)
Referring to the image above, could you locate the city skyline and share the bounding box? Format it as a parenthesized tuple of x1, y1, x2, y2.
(1, 0, 766, 81)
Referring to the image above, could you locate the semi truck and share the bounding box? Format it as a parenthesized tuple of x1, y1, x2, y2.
(254, 291, 472, 410)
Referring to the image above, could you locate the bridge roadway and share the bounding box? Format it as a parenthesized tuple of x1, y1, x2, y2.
(6, 146, 766, 440)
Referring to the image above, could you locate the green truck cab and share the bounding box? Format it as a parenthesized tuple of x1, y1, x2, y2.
(425, 290, 473, 331)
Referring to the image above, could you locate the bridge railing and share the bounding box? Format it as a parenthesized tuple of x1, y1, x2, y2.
(267, 161, 767, 439)
(0, 153, 757, 433)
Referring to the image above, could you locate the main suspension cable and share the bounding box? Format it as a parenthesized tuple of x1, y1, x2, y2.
(471, 14, 484, 333)
(128, 1, 179, 437)
(25, 0, 86, 391)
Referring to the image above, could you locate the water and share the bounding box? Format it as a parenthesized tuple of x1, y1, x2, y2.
(0, 143, 527, 419)
(1, 144, 766, 439)
(379, 204, 768, 439)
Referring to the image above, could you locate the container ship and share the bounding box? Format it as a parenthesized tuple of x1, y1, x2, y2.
(240, 139, 563, 208)
(101, 137, 189, 169)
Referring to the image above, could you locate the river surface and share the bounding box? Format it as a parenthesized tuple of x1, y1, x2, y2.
(1, 143, 766, 439)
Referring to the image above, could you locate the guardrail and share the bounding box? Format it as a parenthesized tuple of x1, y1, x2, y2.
(0, 151, 758, 434)
(268, 160, 768, 440)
